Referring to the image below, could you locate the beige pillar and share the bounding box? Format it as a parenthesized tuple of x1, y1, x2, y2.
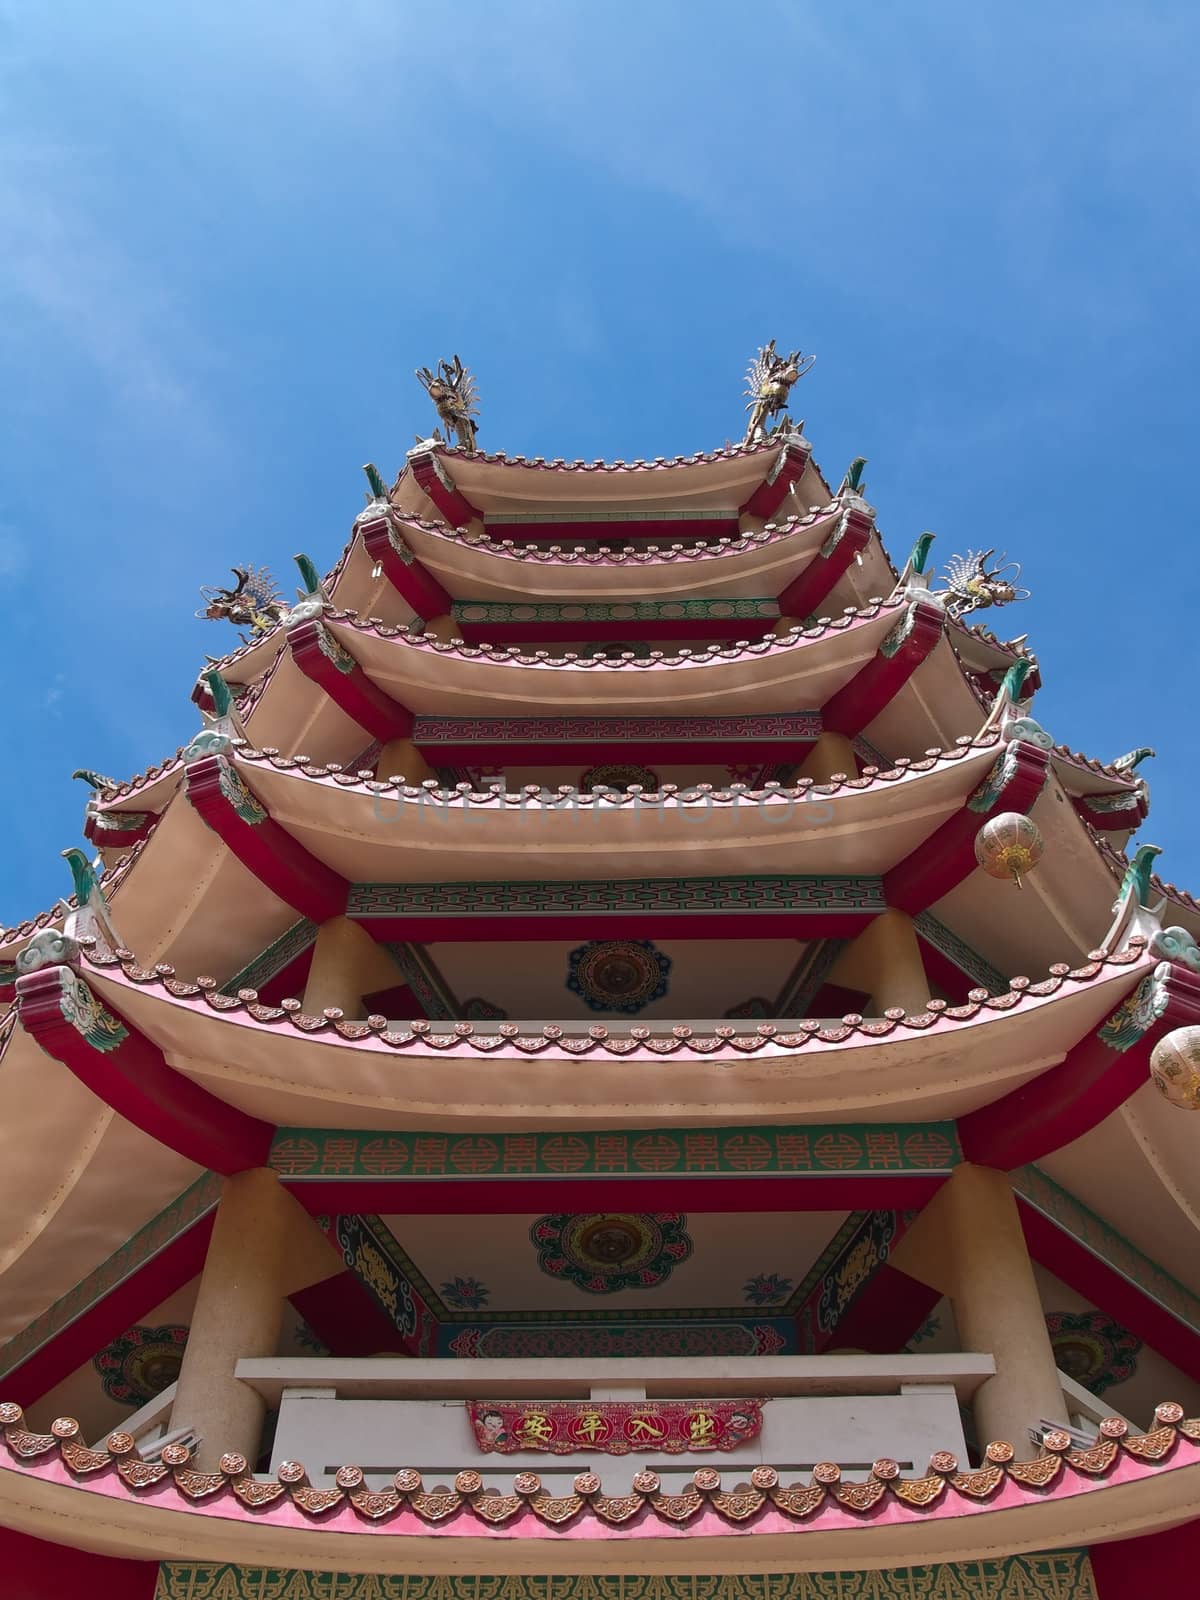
(376, 737, 436, 784)
(890, 1164, 1066, 1456)
(827, 907, 929, 1014)
(797, 731, 859, 784)
(171, 1169, 340, 1468)
(302, 915, 405, 1016)
(421, 613, 459, 644)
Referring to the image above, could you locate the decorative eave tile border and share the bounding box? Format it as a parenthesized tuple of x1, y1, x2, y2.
(317, 597, 900, 670)
(271, 1122, 962, 1180)
(228, 729, 1001, 805)
(347, 875, 884, 920)
(77, 937, 1153, 1058)
(155, 1555, 1097, 1600)
(421, 437, 796, 473)
(401, 503, 843, 563)
(1, 1402, 1197, 1538)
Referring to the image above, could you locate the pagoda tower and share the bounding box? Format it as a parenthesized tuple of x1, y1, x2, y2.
(2, 348, 1199, 1599)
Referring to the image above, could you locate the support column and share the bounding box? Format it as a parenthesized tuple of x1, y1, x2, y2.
(890, 1164, 1066, 1456)
(170, 1169, 339, 1468)
(797, 731, 859, 784)
(827, 907, 929, 1014)
(302, 915, 404, 1016)
(376, 737, 436, 783)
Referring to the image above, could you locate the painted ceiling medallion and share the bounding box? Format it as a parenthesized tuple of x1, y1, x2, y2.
(1045, 1310, 1141, 1395)
(93, 1323, 189, 1406)
(580, 763, 660, 794)
(566, 938, 671, 1014)
(531, 1212, 694, 1294)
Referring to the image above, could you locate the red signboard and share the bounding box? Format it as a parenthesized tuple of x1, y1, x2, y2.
(467, 1398, 764, 1455)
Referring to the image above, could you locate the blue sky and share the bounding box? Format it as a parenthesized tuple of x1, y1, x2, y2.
(2, 1, 1197, 924)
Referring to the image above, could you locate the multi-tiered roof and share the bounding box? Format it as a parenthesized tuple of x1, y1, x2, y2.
(2, 350, 1199, 1584)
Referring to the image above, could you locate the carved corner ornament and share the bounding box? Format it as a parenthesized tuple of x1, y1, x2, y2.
(16, 964, 130, 1055)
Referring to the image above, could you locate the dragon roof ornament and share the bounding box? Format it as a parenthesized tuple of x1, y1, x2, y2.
(416, 355, 480, 453)
(892, 536, 1030, 621)
(199, 555, 329, 644)
(743, 341, 815, 445)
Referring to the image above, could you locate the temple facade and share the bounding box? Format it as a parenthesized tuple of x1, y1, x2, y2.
(2, 349, 1199, 1598)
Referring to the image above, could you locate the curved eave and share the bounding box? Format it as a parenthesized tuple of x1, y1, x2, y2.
(226, 738, 1006, 882)
(948, 621, 1043, 697)
(0, 1021, 199, 1345)
(1039, 1080, 1200, 1300)
(1, 1417, 1198, 1574)
(927, 771, 1146, 977)
(316, 603, 913, 717)
(400, 437, 825, 520)
(860, 633, 995, 753)
(385, 504, 855, 604)
(78, 943, 1156, 1130)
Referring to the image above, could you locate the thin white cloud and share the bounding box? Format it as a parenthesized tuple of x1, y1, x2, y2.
(0, 526, 26, 578)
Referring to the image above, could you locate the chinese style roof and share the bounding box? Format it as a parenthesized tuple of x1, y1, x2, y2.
(3, 374, 1198, 1567)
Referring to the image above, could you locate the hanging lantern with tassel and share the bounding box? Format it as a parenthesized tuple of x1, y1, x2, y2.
(1149, 1027, 1200, 1111)
(974, 812, 1044, 889)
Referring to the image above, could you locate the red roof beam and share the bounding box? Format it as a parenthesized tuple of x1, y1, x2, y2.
(959, 960, 1200, 1169)
(777, 507, 873, 619)
(821, 601, 945, 741)
(884, 741, 1050, 915)
(408, 448, 481, 525)
(16, 965, 272, 1174)
(739, 439, 812, 521)
(82, 808, 159, 850)
(1072, 791, 1150, 834)
(360, 514, 452, 622)
(282, 1172, 948, 1217)
(286, 619, 414, 743)
(185, 754, 348, 924)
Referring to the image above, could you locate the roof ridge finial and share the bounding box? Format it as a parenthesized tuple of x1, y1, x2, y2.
(743, 340, 814, 445)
